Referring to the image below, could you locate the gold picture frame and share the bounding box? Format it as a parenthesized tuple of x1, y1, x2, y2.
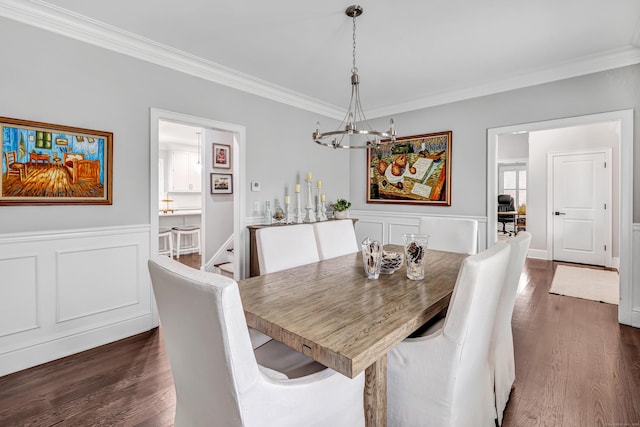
(367, 131, 452, 206)
(1, 117, 113, 205)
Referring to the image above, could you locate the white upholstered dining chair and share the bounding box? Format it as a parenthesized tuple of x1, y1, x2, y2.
(313, 220, 359, 260)
(148, 256, 365, 427)
(492, 231, 531, 425)
(418, 217, 478, 254)
(252, 224, 321, 348)
(387, 242, 511, 427)
(256, 224, 320, 275)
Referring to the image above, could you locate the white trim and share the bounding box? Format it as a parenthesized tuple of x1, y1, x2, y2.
(546, 148, 612, 268)
(150, 108, 247, 281)
(350, 209, 487, 223)
(1, 0, 639, 119)
(0, 224, 150, 244)
(527, 249, 549, 260)
(487, 109, 634, 326)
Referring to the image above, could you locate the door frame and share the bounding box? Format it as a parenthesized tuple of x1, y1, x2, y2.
(486, 109, 633, 325)
(547, 149, 612, 268)
(150, 108, 247, 281)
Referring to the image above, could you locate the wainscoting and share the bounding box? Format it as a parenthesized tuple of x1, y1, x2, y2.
(0, 225, 155, 376)
(633, 223, 640, 327)
(349, 209, 488, 251)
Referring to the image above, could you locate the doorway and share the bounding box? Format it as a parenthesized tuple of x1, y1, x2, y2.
(150, 108, 247, 280)
(487, 109, 633, 325)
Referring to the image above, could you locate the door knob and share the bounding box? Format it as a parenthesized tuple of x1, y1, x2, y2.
(554, 211, 566, 215)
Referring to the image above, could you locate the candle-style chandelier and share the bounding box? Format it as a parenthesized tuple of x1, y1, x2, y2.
(313, 5, 397, 149)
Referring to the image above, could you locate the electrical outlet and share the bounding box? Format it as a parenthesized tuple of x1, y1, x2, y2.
(251, 181, 261, 192)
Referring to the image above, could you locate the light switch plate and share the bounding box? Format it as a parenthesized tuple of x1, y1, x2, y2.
(251, 181, 261, 192)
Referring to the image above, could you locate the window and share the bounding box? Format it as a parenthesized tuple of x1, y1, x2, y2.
(498, 163, 527, 209)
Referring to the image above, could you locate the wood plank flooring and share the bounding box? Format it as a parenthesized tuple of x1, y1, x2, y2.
(0, 259, 638, 426)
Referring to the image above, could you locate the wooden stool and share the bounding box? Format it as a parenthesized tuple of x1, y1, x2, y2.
(172, 225, 201, 258)
(158, 227, 173, 257)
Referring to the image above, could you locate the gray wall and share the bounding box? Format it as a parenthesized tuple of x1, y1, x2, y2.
(0, 18, 346, 234)
(350, 65, 640, 224)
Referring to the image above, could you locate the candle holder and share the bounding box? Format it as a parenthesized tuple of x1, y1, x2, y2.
(295, 191, 303, 224)
(285, 200, 292, 224)
(304, 179, 316, 223)
(318, 198, 328, 221)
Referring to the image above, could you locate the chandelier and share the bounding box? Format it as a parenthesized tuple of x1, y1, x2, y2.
(313, 5, 397, 149)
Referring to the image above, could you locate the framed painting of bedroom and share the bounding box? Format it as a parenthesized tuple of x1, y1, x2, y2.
(0, 117, 113, 205)
(366, 131, 452, 206)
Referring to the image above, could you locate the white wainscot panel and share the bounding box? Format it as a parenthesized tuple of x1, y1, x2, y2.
(355, 220, 384, 243)
(57, 245, 139, 323)
(0, 255, 38, 337)
(633, 224, 640, 327)
(388, 223, 420, 245)
(0, 225, 153, 377)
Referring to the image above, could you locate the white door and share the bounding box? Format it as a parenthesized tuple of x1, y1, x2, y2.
(552, 152, 610, 266)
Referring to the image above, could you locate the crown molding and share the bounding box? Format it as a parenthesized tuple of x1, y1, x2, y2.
(1, 0, 639, 120)
(0, 0, 344, 119)
(367, 45, 640, 119)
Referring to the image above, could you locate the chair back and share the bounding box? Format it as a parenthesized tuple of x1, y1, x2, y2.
(256, 224, 320, 274)
(418, 217, 478, 254)
(313, 220, 359, 260)
(497, 231, 531, 329)
(492, 231, 531, 423)
(498, 194, 515, 213)
(441, 243, 510, 423)
(5, 151, 17, 165)
(148, 257, 259, 426)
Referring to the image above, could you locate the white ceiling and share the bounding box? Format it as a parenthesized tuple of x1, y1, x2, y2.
(6, 0, 640, 118)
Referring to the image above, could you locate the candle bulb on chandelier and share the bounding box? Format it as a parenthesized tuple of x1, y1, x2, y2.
(306, 171, 312, 181)
(295, 184, 300, 193)
(317, 180, 322, 189)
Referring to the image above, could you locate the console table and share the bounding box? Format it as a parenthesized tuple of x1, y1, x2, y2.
(247, 219, 358, 277)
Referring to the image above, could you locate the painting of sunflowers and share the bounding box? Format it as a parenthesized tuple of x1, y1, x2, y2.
(367, 131, 451, 206)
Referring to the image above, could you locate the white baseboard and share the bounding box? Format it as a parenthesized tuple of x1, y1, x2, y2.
(527, 248, 549, 260)
(0, 314, 153, 377)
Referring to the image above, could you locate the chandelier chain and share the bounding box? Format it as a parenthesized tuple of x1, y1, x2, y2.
(352, 11, 358, 74)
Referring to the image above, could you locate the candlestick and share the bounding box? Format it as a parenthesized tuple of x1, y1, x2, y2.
(304, 177, 316, 223)
(318, 193, 328, 221)
(285, 199, 292, 224)
(295, 191, 303, 223)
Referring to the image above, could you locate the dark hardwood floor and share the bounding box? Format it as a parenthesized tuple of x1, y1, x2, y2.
(0, 259, 638, 426)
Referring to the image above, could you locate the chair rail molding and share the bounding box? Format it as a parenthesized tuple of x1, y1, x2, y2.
(0, 224, 155, 376)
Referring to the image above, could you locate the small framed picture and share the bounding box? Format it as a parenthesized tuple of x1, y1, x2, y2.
(210, 173, 233, 194)
(213, 143, 231, 169)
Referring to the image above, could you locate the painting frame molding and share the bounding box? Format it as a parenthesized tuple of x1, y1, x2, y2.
(212, 143, 231, 169)
(0, 116, 113, 206)
(367, 131, 452, 206)
(210, 173, 233, 194)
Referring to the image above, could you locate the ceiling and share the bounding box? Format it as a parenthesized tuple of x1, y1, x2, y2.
(6, 1, 640, 118)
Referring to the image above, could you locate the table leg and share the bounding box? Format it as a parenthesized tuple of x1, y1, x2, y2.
(364, 354, 387, 427)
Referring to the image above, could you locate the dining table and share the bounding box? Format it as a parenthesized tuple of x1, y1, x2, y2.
(237, 244, 467, 427)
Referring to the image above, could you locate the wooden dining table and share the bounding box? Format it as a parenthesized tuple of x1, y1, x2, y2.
(237, 244, 467, 427)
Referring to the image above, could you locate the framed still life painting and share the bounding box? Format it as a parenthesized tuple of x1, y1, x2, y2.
(367, 131, 452, 206)
(0, 117, 113, 205)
